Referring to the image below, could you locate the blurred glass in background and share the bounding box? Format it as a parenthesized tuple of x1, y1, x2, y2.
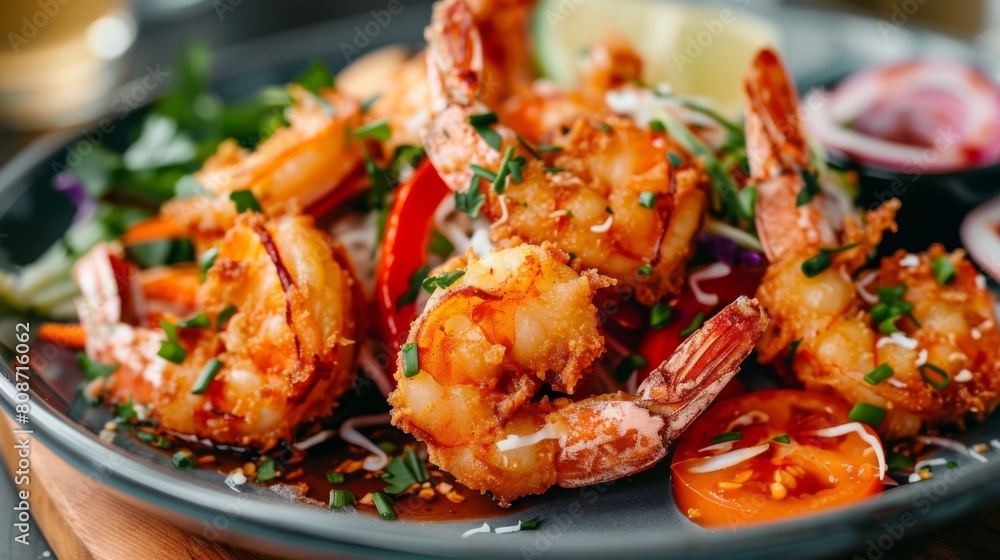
(0, 0, 995, 142)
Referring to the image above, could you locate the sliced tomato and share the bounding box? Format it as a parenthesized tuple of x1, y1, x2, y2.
(637, 263, 765, 386)
(671, 390, 884, 528)
(374, 161, 451, 351)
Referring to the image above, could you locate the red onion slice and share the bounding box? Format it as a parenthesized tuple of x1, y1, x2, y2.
(809, 60, 1000, 173)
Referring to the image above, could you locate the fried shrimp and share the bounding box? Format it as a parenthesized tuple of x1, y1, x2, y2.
(422, 0, 706, 305)
(745, 49, 1000, 437)
(75, 213, 363, 450)
(141, 85, 364, 253)
(388, 244, 768, 505)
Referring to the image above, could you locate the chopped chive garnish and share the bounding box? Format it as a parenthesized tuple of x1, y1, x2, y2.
(516, 134, 541, 158)
(191, 358, 224, 395)
(545, 166, 565, 173)
(650, 301, 673, 329)
(467, 112, 498, 127)
(217, 304, 237, 329)
(377, 441, 397, 454)
(637, 264, 653, 275)
(801, 253, 832, 278)
(429, 230, 455, 257)
(947, 460, 959, 469)
(848, 403, 886, 427)
(402, 343, 420, 378)
(113, 396, 136, 421)
(229, 190, 262, 213)
(137, 430, 173, 449)
(520, 519, 539, 531)
(256, 457, 276, 482)
(567, 252, 576, 261)
(326, 472, 345, 484)
(863, 363, 894, 386)
(329, 489, 356, 509)
(932, 256, 956, 285)
(199, 245, 219, 281)
(650, 120, 666, 133)
(508, 155, 527, 184)
(177, 313, 211, 328)
(404, 448, 430, 483)
(372, 491, 396, 520)
(157, 341, 186, 364)
(638, 191, 657, 209)
(614, 354, 649, 383)
(397, 265, 430, 310)
(492, 145, 516, 193)
(887, 451, 915, 472)
(871, 285, 918, 334)
(422, 270, 465, 293)
(353, 118, 391, 141)
(470, 164, 497, 182)
(786, 339, 802, 370)
(679, 311, 706, 337)
(171, 451, 194, 470)
(801, 243, 859, 278)
(455, 181, 486, 218)
(796, 169, 822, 206)
(158, 319, 187, 363)
(919, 363, 951, 390)
(77, 353, 119, 381)
(365, 156, 389, 210)
(711, 431, 742, 444)
(772, 434, 791, 444)
(596, 122, 612, 133)
(468, 112, 501, 151)
(537, 144, 563, 153)
(666, 150, 683, 167)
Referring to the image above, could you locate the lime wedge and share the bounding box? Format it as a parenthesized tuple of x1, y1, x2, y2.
(532, 0, 781, 116)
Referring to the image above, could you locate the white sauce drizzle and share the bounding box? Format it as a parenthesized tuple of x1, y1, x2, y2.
(494, 194, 510, 226)
(339, 413, 392, 471)
(358, 344, 395, 397)
(688, 262, 732, 307)
(955, 369, 973, 383)
(916, 436, 989, 464)
(496, 424, 560, 452)
(294, 429, 336, 451)
(590, 215, 613, 233)
(855, 271, 879, 305)
(697, 441, 735, 454)
(976, 274, 987, 290)
(908, 458, 949, 483)
(725, 411, 770, 433)
(461, 523, 492, 538)
(804, 423, 885, 479)
(685, 443, 770, 473)
(876, 332, 919, 350)
(225, 469, 247, 492)
(495, 521, 531, 534)
(887, 378, 908, 389)
(972, 327, 982, 340)
(899, 254, 920, 268)
(915, 349, 928, 368)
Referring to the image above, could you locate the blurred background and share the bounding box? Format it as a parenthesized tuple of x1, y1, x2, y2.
(0, 0, 997, 163)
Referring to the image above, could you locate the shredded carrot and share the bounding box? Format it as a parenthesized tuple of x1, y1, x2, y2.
(37, 323, 86, 349)
(142, 268, 200, 309)
(121, 217, 185, 246)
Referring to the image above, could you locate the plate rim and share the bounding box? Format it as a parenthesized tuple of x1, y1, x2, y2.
(3, 4, 1000, 558)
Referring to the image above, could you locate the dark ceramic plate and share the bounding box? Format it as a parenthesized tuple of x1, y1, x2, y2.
(3, 3, 1000, 559)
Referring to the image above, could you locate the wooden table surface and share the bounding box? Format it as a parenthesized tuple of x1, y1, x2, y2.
(3, 413, 1000, 560)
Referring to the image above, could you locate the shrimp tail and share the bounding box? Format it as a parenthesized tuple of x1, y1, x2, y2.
(552, 297, 768, 490)
(638, 295, 769, 442)
(426, 0, 483, 110)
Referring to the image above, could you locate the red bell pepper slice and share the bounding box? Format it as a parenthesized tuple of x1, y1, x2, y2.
(374, 161, 451, 351)
(636, 263, 766, 395)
